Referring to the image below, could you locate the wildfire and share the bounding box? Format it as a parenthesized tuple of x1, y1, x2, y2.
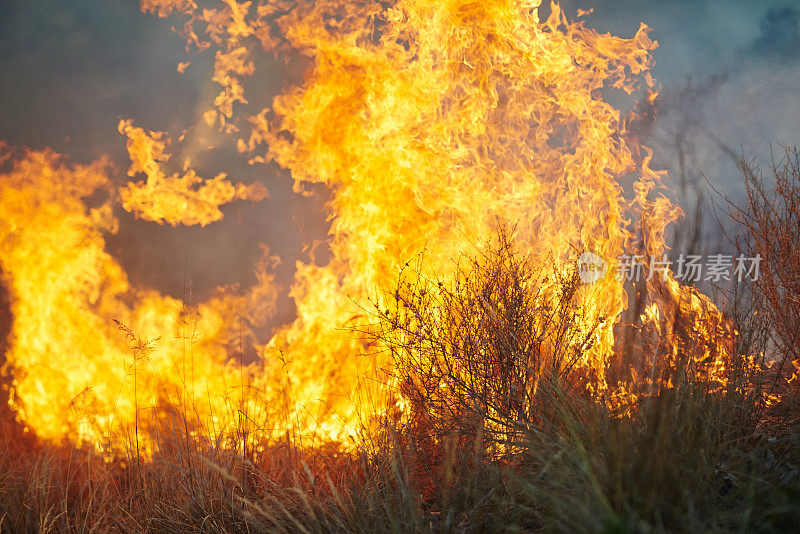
(0, 0, 735, 451)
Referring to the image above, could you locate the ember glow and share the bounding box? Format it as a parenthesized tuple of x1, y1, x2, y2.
(0, 0, 736, 451)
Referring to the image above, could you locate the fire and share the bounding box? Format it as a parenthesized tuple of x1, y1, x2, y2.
(0, 0, 735, 451)
(119, 119, 269, 227)
(0, 145, 278, 450)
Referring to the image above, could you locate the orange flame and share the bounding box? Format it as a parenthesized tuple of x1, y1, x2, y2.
(0, 1, 737, 450)
(0, 144, 279, 450)
(119, 119, 268, 227)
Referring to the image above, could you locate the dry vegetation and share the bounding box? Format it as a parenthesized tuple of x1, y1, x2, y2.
(1, 152, 800, 533)
(730, 147, 800, 394)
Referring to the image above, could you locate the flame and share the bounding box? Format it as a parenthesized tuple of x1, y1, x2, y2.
(245, 0, 660, 401)
(119, 119, 268, 227)
(0, 1, 741, 450)
(0, 144, 278, 449)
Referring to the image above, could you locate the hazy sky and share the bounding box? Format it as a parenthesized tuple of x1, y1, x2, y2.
(1, 0, 798, 308)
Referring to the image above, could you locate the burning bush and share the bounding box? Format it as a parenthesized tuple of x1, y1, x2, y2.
(365, 231, 603, 459)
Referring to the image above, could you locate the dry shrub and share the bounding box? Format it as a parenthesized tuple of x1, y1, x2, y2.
(728, 146, 800, 417)
(733, 147, 800, 360)
(367, 230, 602, 464)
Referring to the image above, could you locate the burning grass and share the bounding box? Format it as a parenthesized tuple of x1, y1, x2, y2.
(0, 361, 798, 532)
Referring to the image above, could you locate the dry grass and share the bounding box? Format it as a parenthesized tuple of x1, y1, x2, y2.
(1, 362, 797, 532)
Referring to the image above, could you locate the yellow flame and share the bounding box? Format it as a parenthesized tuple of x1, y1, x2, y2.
(119, 119, 268, 227)
(0, 1, 738, 450)
(0, 144, 279, 448)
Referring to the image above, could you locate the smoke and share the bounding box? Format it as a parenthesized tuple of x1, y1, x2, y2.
(554, 0, 800, 169)
(650, 3, 800, 222)
(565, 1, 800, 258)
(752, 6, 800, 59)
